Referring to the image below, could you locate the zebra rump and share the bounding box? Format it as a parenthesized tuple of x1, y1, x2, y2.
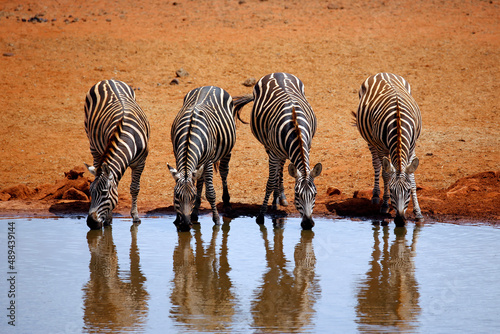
(168, 86, 238, 232)
(84, 79, 150, 229)
(354, 72, 423, 225)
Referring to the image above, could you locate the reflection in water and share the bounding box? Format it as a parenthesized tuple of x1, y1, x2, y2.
(170, 218, 235, 332)
(356, 225, 421, 333)
(251, 219, 320, 332)
(82, 225, 149, 333)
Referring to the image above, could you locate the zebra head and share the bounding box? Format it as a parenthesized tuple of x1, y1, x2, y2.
(382, 156, 419, 225)
(168, 163, 204, 232)
(85, 162, 118, 230)
(288, 162, 322, 230)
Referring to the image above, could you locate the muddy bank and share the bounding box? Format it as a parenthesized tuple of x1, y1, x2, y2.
(1, 168, 498, 225)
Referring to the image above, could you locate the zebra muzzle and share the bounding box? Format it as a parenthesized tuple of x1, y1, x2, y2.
(87, 212, 102, 230)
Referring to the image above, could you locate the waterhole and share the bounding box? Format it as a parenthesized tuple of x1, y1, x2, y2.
(1, 216, 499, 333)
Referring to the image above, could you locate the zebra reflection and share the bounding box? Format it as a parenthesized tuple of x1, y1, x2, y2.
(83, 225, 149, 333)
(355, 225, 421, 333)
(169, 219, 235, 332)
(251, 221, 320, 331)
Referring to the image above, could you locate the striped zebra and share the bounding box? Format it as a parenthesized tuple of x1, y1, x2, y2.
(84, 80, 150, 229)
(168, 86, 239, 232)
(234, 73, 322, 229)
(354, 73, 424, 225)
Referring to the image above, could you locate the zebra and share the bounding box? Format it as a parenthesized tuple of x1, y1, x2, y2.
(354, 72, 424, 226)
(84, 79, 150, 229)
(233, 73, 322, 229)
(168, 86, 239, 232)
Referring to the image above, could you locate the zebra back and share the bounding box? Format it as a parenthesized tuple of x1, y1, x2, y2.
(84, 80, 150, 179)
(251, 72, 317, 174)
(356, 73, 421, 172)
(171, 86, 236, 177)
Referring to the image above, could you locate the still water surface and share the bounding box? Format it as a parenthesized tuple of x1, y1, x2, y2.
(1, 216, 499, 333)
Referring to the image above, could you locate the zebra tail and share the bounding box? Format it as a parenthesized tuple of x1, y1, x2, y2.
(232, 94, 254, 124)
(213, 161, 220, 174)
(350, 110, 357, 127)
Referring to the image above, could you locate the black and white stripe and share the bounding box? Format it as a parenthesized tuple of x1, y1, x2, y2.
(84, 80, 150, 229)
(234, 73, 322, 229)
(168, 86, 237, 232)
(354, 73, 423, 225)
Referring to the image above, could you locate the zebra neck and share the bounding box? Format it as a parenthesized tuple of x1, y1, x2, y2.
(96, 161, 123, 182)
(97, 134, 128, 182)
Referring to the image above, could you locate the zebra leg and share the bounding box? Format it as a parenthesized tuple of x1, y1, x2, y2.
(410, 173, 424, 222)
(369, 146, 381, 204)
(204, 162, 220, 225)
(271, 159, 286, 210)
(381, 169, 391, 214)
(276, 159, 288, 207)
(191, 176, 204, 223)
(130, 162, 145, 223)
(257, 152, 280, 224)
(219, 153, 232, 212)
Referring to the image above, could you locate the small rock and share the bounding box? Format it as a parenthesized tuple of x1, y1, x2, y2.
(176, 68, 189, 77)
(0, 192, 11, 201)
(64, 168, 85, 180)
(62, 188, 89, 201)
(170, 78, 180, 85)
(3, 53, 14, 57)
(327, 3, 343, 10)
(353, 188, 373, 200)
(27, 15, 48, 23)
(0, 184, 34, 200)
(326, 187, 341, 196)
(243, 77, 256, 87)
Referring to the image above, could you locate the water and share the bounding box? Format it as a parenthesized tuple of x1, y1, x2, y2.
(1, 216, 499, 333)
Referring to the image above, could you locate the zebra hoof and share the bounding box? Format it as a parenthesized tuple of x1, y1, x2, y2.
(213, 214, 221, 225)
(223, 202, 232, 212)
(132, 217, 141, 224)
(415, 213, 425, 223)
(380, 204, 390, 214)
(371, 197, 380, 205)
(256, 215, 265, 225)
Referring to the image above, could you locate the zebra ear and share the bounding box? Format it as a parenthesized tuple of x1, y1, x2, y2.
(167, 163, 180, 181)
(288, 163, 299, 179)
(382, 157, 395, 173)
(310, 163, 322, 178)
(101, 162, 112, 179)
(84, 163, 96, 176)
(406, 157, 419, 174)
(193, 165, 204, 180)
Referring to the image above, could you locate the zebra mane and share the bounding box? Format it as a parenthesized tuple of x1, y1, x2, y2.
(181, 108, 198, 179)
(291, 106, 308, 174)
(386, 77, 404, 173)
(396, 94, 403, 172)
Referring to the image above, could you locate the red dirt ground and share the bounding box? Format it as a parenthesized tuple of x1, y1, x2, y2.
(0, 0, 499, 224)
